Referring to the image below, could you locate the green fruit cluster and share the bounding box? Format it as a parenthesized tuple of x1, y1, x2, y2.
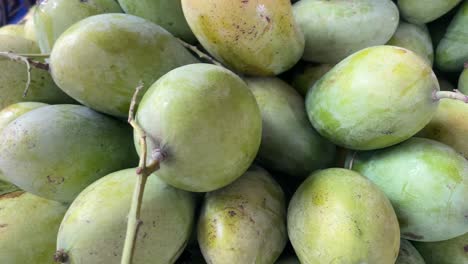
(0, 1, 466, 263)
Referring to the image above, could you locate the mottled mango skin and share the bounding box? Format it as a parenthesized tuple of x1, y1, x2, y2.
(293, 0, 399, 63)
(50, 14, 199, 118)
(0, 191, 67, 264)
(396, 239, 426, 264)
(0, 25, 25, 37)
(459, 68, 468, 94)
(306, 46, 439, 150)
(198, 166, 287, 264)
(387, 22, 434, 65)
(117, 0, 196, 42)
(246, 78, 335, 178)
(0, 102, 47, 133)
(350, 138, 468, 242)
(0, 105, 138, 202)
(290, 63, 333, 96)
(34, 0, 123, 53)
(287, 168, 400, 264)
(57, 168, 195, 264)
(398, 0, 462, 24)
(136, 64, 261, 192)
(0, 35, 74, 110)
(435, 1, 468, 72)
(181, 0, 304, 76)
(413, 232, 468, 264)
(418, 99, 468, 158)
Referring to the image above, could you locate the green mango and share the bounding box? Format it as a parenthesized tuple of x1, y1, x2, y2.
(181, 0, 304, 76)
(306, 45, 439, 150)
(0, 102, 48, 133)
(418, 99, 468, 158)
(0, 25, 25, 37)
(57, 168, 195, 264)
(24, 13, 37, 42)
(459, 68, 468, 93)
(435, 1, 468, 72)
(135, 64, 262, 192)
(50, 13, 199, 118)
(349, 138, 468, 242)
(413, 232, 468, 264)
(0, 35, 74, 110)
(293, 0, 399, 63)
(290, 63, 333, 96)
(117, 0, 196, 43)
(198, 166, 286, 264)
(387, 22, 434, 65)
(0, 190, 67, 264)
(34, 0, 123, 53)
(396, 239, 426, 264)
(245, 78, 335, 178)
(288, 168, 400, 264)
(0, 104, 138, 203)
(397, 0, 462, 24)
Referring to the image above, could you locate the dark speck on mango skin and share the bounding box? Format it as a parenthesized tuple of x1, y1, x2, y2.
(403, 232, 424, 240)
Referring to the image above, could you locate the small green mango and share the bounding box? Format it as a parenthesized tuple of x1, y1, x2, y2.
(397, 0, 462, 24)
(387, 21, 434, 65)
(290, 63, 333, 96)
(246, 78, 335, 178)
(0, 35, 73, 110)
(396, 239, 426, 264)
(198, 166, 287, 264)
(288, 168, 400, 264)
(117, 0, 196, 42)
(34, 0, 123, 53)
(306, 45, 439, 150)
(459, 68, 468, 93)
(435, 1, 468, 72)
(24, 11, 37, 42)
(135, 64, 262, 192)
(0, 25, 25, 37)
(181, 0, 304, 76)
(413, 232, 468, 264)
(293, 0, 399, 63)
(0, 104, 138, 202)
(0, 191, 67, 264)
(350, 138, 468, 242)
(50, 13, 199, 118)
(57, 168, 195, 264)
(418, 99, 468, 158)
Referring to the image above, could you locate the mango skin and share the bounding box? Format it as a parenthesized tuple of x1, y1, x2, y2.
(246, 78, 335, 178)
(398, 0, 462, 24)
(413, 232, 468, 264)
(293, 0, 399, 63)
(306, 46, 439, 150)
(181, 0, 304, 76)
(198, 166, 286, 264)
(0, 191, 67, 264)
(418, 99, 468, 158)
(24, 14, 37, 42)
(135, 64, 262, 192)
(0, 102, 48, 133)
(396, 239, 426, 264)
(0, 35, 74, 110)
(387, 22, 434, 65)
(459, 68, 468, 94)
(50, 13, 199, 118)
(0, 25, 25, 37)
(350, 138, 468, 242)
(287, 168, 400, 264)
(435, 1, 468, 72)
(57, 168, 195, 264)
(290, 63, 333, 96)
(34, 0, 123, 53)
(0, 104, 138, 203)
(117, 0, 196, 43)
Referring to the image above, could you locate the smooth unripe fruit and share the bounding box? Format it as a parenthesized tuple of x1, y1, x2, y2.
(397, 0, 462, 24)
(413, 232, 468, 264)
(396, 239, 426, 264)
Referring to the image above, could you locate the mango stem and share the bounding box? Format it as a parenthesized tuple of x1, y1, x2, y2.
(121, 82, 161, 264)
(177, 38, 224, 67)
(433, 89, 468, 103)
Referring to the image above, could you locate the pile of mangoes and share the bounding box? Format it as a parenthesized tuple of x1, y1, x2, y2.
(0, 0, 467, 263)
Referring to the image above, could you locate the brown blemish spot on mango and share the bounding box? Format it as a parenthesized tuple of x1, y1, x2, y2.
(403, 232, 424, 240)
(0, 191, 24, 200)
